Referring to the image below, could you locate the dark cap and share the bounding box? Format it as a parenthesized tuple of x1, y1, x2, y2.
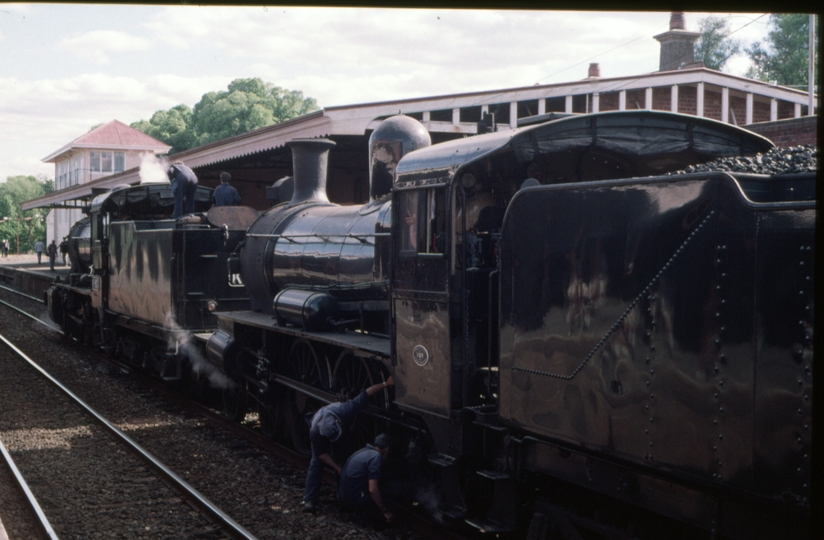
(319, 414, 342, 442)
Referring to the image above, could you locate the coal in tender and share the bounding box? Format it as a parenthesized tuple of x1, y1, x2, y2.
(667, 145, 817, 176)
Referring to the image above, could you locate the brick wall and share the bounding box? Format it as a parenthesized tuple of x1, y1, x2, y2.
(678, 85, 697, 114)
(745, 116, 818, 146)
(651, 88, 667, 111)
(599, 92, 619, 111)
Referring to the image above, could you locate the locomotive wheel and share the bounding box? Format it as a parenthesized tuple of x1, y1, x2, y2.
(258, 391, 280, 440)
(222, 345, 249, 422)
(222, 379, 247, 423)
(331, 351, 387, 455)
(284, 340, 329, 457)
(181, 361, 210, 403)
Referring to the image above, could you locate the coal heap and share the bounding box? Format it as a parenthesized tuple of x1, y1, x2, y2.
(668, 145, 817, 176)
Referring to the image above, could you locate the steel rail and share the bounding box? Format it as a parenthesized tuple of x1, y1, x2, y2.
(0, 297, 53, 329)
(0, 330, 259, 540)
(0, 296, 460, 540)
(0, 438, 59, 540)
(0, 283, 44, 304)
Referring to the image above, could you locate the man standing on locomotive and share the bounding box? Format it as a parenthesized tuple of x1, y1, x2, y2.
(212, 172, 241, 207)
(167, 161, 198, 219)
(302, 376, 394, 513)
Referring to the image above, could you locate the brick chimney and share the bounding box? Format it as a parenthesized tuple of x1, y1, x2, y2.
(587, 63, 601, 78)
(653, 12, 701, 71)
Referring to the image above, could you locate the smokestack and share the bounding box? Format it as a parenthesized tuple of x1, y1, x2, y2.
(653, 12, 701, 71)
(285, 138, 336, 206)
(587, 63, 601, 78)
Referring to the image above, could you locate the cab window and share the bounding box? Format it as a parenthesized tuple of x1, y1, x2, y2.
(399, 188, 446, 255)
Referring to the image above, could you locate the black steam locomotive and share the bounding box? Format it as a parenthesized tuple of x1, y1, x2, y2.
(46, 183, 258, 382)
(49, 111, 814, 538)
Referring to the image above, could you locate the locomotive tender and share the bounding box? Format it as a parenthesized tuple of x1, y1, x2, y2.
(206, 111, 813, 538)
(47, 183, 258, 381)
(45, 110, 813, 538)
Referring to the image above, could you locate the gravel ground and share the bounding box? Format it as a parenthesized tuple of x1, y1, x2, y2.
(0, 305, 216, 539)
(0, 434, 42, 540)
(0, 290, 437, 540)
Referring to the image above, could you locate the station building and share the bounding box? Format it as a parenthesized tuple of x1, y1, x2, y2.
(25, 12, 817, 237)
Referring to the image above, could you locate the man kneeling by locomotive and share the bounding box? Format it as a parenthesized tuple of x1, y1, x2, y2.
(338, 433, 406, 527)
(302, 377, 394, 513)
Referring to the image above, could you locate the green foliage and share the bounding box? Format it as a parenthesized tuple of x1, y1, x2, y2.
(746, 14, 819, 87)
(131, 105, 196, 154)
(695, 16, 742, 71)
(131, 78, 319, 153)
(0, 175, 52, 253)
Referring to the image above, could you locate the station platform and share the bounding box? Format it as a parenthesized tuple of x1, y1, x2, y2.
(0, 254, 72, 300)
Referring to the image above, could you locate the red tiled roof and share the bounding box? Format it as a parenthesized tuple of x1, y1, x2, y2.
(71, 120, 168, 147)
(43, 120, 171, 162)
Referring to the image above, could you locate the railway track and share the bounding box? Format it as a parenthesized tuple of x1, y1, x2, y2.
(0, 324, 256, 539)
(0, 286, 467, 540)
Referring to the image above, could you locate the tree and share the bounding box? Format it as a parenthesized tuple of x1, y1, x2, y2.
(695, 16, 742, 71)
(746, 14, 819, 87)
(131, 105, 196, 155)
(0, 175, 52, 253)
(131, 78, 319, 153)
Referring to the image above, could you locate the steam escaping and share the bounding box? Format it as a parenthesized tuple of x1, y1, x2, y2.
(163, 311, 233, 389)
(139, 153, 170, 184)
(415, 484, 444, 524)
(38, 310, 63, 332)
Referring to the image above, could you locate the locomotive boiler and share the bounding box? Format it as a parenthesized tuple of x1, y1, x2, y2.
(207, 110, 813, 538)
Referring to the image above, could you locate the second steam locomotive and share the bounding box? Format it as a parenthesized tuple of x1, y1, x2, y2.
(49, 111, 814, 538)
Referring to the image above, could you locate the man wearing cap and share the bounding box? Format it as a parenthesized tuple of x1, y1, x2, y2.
(337, 433, 396, 525)
(302, 376, 394, 513)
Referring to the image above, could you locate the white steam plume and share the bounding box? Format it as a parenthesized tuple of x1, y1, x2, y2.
(415, 484, 444, 524)
(163, 311, 233, 389)
(139, 153, 170, 184)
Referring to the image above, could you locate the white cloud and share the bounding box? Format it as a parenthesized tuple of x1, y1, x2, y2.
(1, 6, 777, 182)
(0, 72, 228, 180)
(60, 30, 152, 64)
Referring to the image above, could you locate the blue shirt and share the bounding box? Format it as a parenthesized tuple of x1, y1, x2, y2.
(309, 390, 369, 456)
(338, 444, 382, 504)
(168, 164, 198, 191)
(213, 183, 241, 206)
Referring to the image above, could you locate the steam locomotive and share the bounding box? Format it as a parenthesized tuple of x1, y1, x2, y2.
(49, 110, 813, 538)
(47, 183, 258, 383)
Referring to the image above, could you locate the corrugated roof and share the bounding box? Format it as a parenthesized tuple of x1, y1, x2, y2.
(42, 120, 171, 162)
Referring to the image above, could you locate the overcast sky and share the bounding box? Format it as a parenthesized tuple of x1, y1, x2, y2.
(1, 4, 778, 181)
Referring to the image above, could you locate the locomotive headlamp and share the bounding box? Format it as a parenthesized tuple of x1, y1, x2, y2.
(207, 300, 218, 312)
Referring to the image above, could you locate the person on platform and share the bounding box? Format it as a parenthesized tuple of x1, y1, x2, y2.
(167, 161, 198, 219)
(2, 239, 8, 258)
(212, 172, 241, 207)
(59, 237, 69, 266)
(34, 239, 44, 264)
(302, 377, 394, 513)
(47, 240, 58, 271)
